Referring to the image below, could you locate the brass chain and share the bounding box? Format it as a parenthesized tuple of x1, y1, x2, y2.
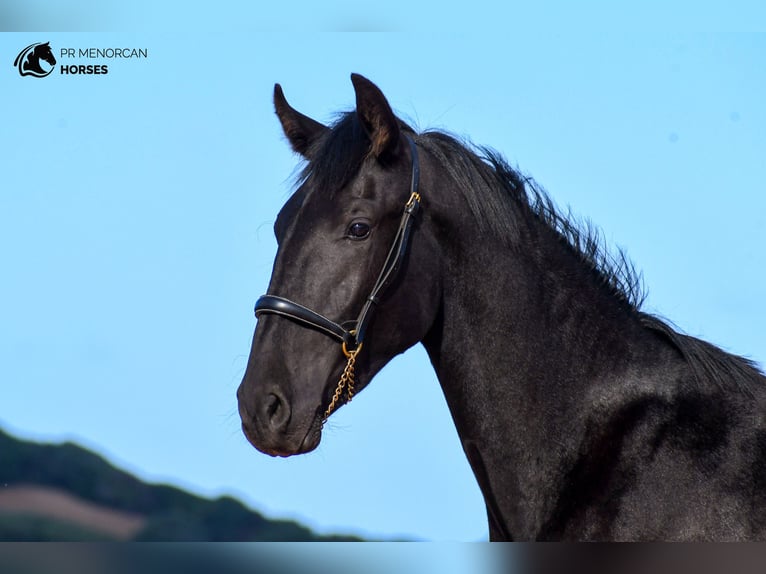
(323, 343, 362, 422)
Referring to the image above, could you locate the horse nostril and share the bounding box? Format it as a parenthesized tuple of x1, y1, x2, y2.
(263, 391, 290, 431)
(267, 394, 280, 418)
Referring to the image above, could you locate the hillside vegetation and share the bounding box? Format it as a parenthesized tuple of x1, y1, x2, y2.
(0, 428, 362, 541)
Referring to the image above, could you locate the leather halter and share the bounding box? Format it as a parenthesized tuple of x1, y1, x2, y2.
(254, 136, 422, 354)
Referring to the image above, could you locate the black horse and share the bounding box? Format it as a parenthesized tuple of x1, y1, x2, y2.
(14, 42, 57, 77)
(238, 74, 766, 541)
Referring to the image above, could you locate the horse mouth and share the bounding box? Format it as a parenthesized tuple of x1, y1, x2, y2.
(241, 414, 322, 458)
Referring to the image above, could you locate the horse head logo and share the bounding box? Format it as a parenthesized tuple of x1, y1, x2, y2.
(14, 42, 57, 78)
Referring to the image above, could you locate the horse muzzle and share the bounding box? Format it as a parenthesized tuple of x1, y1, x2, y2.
(237, 383, 323, 457)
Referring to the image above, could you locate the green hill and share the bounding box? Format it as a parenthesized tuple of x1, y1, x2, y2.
(0, 428, 362, 541)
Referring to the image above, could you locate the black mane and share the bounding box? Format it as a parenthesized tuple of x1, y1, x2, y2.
(416, 132, 646, 310)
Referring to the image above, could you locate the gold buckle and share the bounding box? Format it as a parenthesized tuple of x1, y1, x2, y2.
(405, 192, 421, 211)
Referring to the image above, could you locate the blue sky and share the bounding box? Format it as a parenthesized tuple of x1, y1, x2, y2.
(1, 23, 765, 542)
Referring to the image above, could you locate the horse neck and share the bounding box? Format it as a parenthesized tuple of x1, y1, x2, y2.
(423, 216, 643, 419)
(419, 187, 676, 537)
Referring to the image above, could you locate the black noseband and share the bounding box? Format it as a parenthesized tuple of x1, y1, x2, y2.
(254, 294, 355, 347)
(254, 135, 422, 352)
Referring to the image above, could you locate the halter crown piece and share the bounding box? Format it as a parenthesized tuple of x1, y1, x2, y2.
(254, 136, 422, 420)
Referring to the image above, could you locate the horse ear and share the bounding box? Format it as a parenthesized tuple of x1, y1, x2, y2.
(351, 74, 401, 160)
(274, 84, 327, 158)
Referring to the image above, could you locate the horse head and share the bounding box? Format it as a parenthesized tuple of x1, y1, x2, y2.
(34, 42, 57, 68)
(237, 75, 443, 457)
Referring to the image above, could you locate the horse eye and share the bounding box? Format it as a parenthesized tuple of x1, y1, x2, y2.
(347, 221, 371, 239)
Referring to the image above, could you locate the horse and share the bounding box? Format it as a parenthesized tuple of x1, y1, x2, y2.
(237, 73, 766, 541)
(14, 42, 57, 77)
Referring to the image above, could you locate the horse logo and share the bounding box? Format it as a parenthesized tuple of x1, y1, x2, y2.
(14, 42, 57, 78)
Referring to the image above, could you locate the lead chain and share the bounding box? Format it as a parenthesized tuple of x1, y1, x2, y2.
(322, 344, 362, 422)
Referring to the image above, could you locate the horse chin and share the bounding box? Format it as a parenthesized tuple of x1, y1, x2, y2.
(292, 421, 322, 456)
(242, 413, 322, 458)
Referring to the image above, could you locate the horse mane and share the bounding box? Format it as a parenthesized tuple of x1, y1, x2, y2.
(300, 112, 764, 393)
(415, 131, 647, 310)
